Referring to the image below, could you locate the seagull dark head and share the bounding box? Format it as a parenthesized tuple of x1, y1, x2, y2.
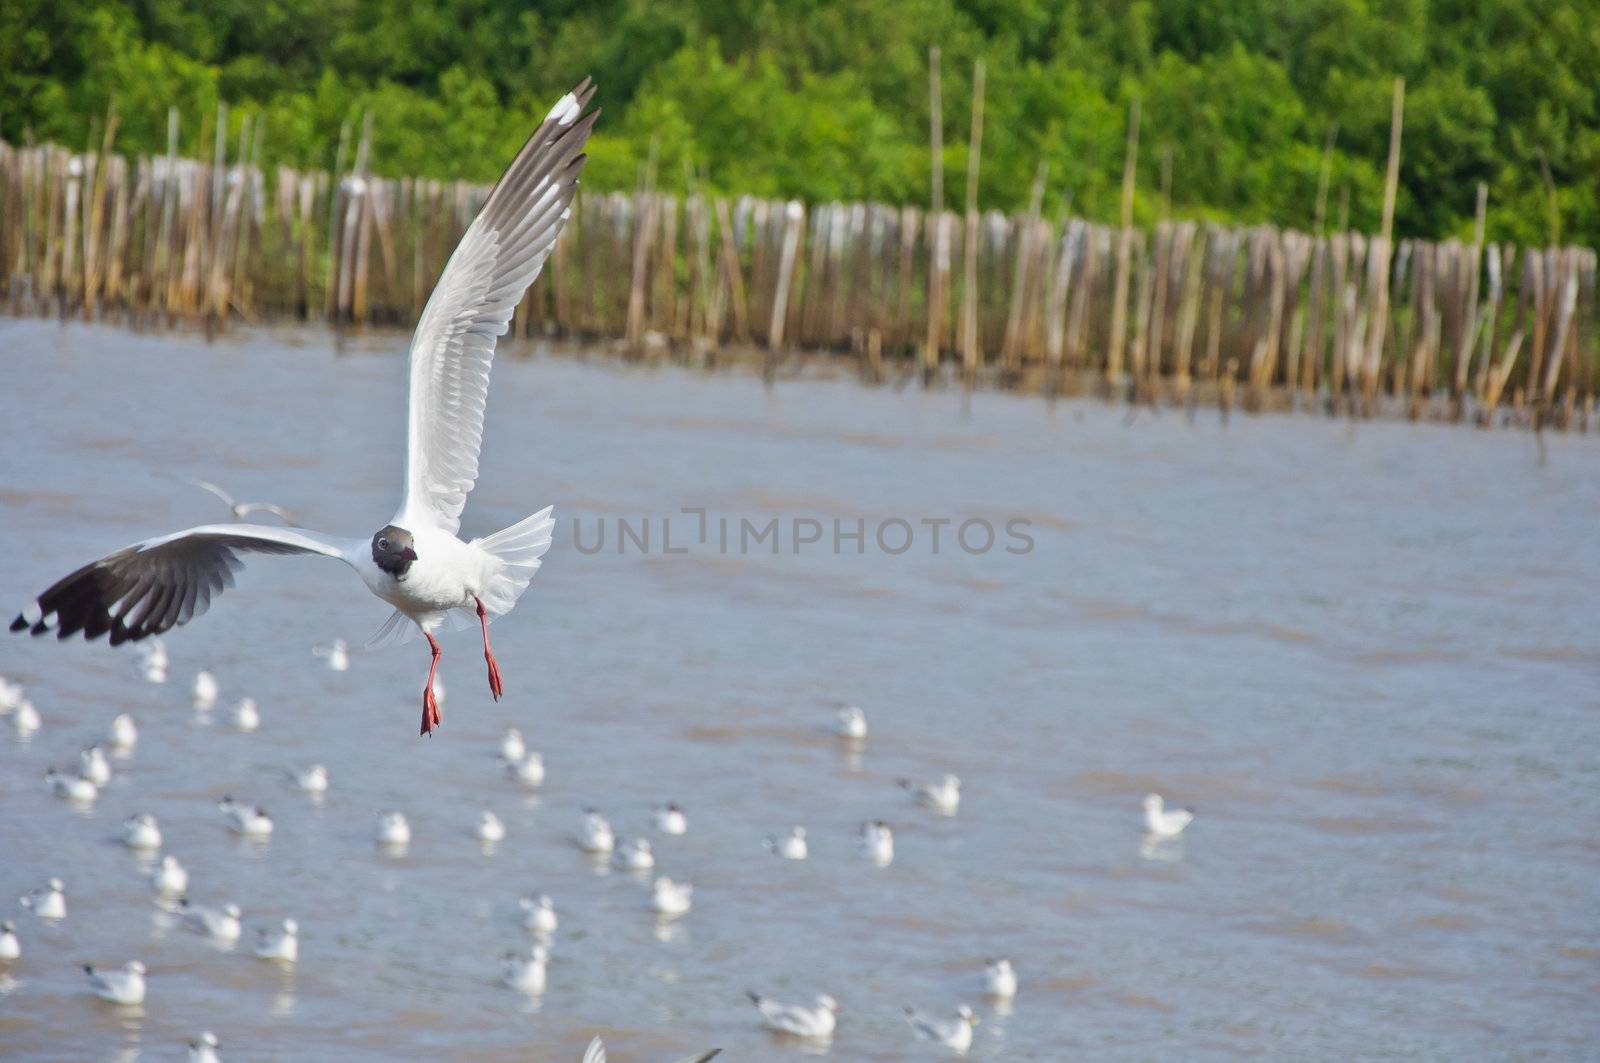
(371, 526, 418, 577)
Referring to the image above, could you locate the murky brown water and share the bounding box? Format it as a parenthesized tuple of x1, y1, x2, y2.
(1, 319, 1597, 1061)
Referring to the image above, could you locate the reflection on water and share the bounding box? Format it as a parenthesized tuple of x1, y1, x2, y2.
(1, 321, 1597, 1060)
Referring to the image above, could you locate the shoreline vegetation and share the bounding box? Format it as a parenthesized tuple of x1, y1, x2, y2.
(2, 79, 1596, 433)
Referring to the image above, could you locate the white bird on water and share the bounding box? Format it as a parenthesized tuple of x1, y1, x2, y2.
(0, 675, 23, 712)
(124, 813, 162, 850)
(9, 85, 600, 740)
(231, 697, 260, 732)
(84, 960, 146, 1005)
(766, 826, 808, 860)
(613, 837, 655, 871)
(580, 1038, 721, 1063)
(314, 639, 350, 671)
(476, 810, 507, 843)
(654, 802, 687, 836)
(858, 820, 894, 866)
(501, 944, 548, 994)
(651, 877, 693, 917)
(20, 878, 66, 919)
(291, 763, 329, 794)
(1143, 793, 1195, 838)
(520, 894, 557, 935)
(0, 921, 20, 961)
(577, 809, 614, 853)
(254, 918, 299, 962)
(188, 1032, 222, 1063)
(12, 699, 40, 735)
(984, 957, 1018, 998)
(192, 671, 219, 710)
(376, 811, 411, 848)
(150, 855, 189, 895)
(746, 991, 840, 1038)
(498, 726, 526, 762)
(187, 478, 295, 524)
(181, 900, 242, 942)
(79, 745, 112, 786)
(107, 713, 138, 752)
(46, 767, 97, 803)
(905, 1004, 979, 1052)
(218, 796, 273, 837)
(506, 750, 545, 786)
(834, 706, 868, 739)
(139, 640, 168, 683)
(900, 773, 961, 815)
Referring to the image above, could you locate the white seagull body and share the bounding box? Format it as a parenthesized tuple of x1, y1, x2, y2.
(613, 837, 655, 871)
(577, 810, 615, 853)
(254, 918, 299, 962)
(12, 699, 40, 734)
(107, 713, 138, 752)
(79, 745, 112, 785)
(747, 992, 839, 1038)
(315, 638, 350, 671)
(984, 958, 1018, 998)
(834, 706, 868, 739)
(498, 726, 526, 762)
(581, 1038, 721, 1063)
(654, 802, 687, 836)
(476, 810, 507, 843)
(1143, 793, 1195, 838)
(520, 894, 558, 934)
(181, 900, 242, 942)
(858, 820, 894, 866)
(84, 960, 146, 1005)
(905, 1004, 979, 1052)
(651, 877, 693, 917)
(506, 751, 545, 786)
(501, 944, 548, 994)
(150, 856, 189, 896)
(10, 85, 600, 738)
(20, 879, 66, 919)
(218, 796, 273, 837)
(0, 920, 19, 961)
(291, 764, 329, 794)
(192, 671, 218, 710)
(901, 773, 961, 815)
(376, 811, 412, 848)
(766, 826, 808, 860)
(124, 813, 163, 850)
(45, 767, 97, 803)
(188, 1032, 222, 1063)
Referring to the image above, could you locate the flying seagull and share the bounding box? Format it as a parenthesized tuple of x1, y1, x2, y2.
(186, 479, 296, 524)
(10, 81, 600, 736)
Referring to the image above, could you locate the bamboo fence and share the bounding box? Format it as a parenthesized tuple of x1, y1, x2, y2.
(2, 120, 1596, 431)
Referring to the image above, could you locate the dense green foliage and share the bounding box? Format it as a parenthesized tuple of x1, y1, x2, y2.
(4, 0, 1597, 245)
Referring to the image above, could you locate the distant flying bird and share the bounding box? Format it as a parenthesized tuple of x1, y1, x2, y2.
(10, 82, 600, 737)
(186, 479, 296, 524)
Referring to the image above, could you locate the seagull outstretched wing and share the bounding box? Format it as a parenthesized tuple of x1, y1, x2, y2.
(10, 525, 356, 644)
(394, 81, 598, 535)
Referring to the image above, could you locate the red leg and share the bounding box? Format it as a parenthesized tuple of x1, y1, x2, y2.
(420, 632, 442, 736)
(476, 597, 503, 701)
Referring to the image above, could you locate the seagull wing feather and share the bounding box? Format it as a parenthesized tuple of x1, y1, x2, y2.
(10, 525, 356, 645)
(394, 82, 598, 534)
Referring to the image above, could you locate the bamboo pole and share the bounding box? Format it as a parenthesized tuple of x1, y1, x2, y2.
(1361, 77, 1405, 411)
(959, 59, 986, 388)
(1107, 98, 1140, 384)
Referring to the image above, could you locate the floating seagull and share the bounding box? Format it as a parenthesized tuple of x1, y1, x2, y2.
(376, 811, 411, 848)
(139, 639, 168, 671)
(12, 699, 40, 734)
(107, 713, 138, 752)
(501, 944, 548, 994)
(290, 764, 329, 794)
(577, 809, 614, 853)
(519, 895, 557, 935)
(187, 478, 295, 524)
(254, 918, 298, 963)
(187, 1032, 222, 1063)
(45, 767, 97, 803)
(651, 877, 693, 917)
(181, 900, 242, 942)
(0, 676, 23, 712)
(20, 878, 66, 919)
(746, 991, 840, 1038)
(0, 921, 19, 961)
(232, 697, 261, 731)
(1143, 793, 1195, 838)
(150, 855, 189, 895)
(124, 813, 163, 850)
(314, 639, 349, 671)
(84, 960, 146, 1005)
(858, 820, 894, 866)
(654, 802, 687, 836)
(765, 826, 808, 860)
(9, 85, 599, 739)
(613, 837, 655, 871)
(904, 1004, 979, 1052)
(506, 751, 545, 786)
(983, 958, 1017, 999)
(834, 706, 868, 739)
(218, 796, 273, 837)
(476, 810, 507, 843)
(900, 773, 961, 815)
(498, 727, 526, 762)
(580, 1038, 722, 1063)
(192, 672, 218, 711)
(79, 745, 112, 785)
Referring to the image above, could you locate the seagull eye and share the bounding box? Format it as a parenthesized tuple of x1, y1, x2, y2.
(378, 538, 389, 549)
